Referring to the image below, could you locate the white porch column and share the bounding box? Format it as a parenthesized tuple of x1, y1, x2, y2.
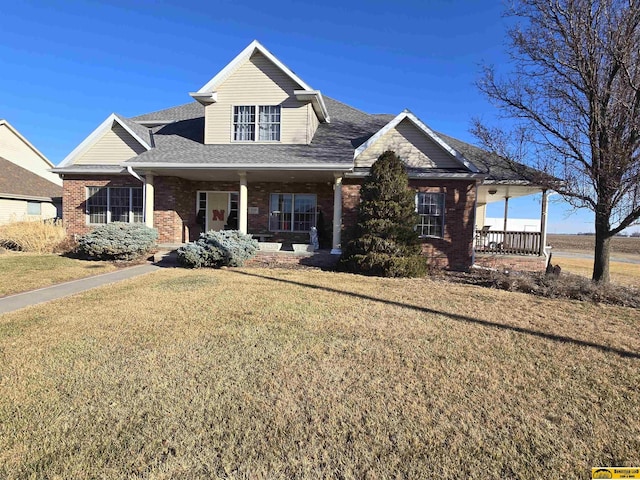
(331, 174, 343, 255)
(503, 196, 510, 233)
(539, 189, 549, 256)
(238, 172, 248, 234)
(144, 173, 154, 228)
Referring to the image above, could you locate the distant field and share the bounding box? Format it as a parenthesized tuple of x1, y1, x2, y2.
(548, 234, 640, 256)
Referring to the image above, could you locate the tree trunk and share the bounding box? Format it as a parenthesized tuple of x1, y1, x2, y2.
(593, 212, 611, 283)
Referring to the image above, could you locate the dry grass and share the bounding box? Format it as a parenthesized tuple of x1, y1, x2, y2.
(0, 252, 117, 296)
(554, 257, 640, 288)
(0, 220, 67, 254)
(1, 268, 639, 478)
(548, 234, 640, 257)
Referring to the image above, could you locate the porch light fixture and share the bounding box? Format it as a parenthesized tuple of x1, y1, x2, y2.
(488, 188, 498, 195)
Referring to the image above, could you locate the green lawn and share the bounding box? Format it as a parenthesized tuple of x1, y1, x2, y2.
(0, 253, 117, 296)
(0, 267, 638, 478)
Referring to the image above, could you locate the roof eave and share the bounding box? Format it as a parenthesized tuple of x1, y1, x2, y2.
(124, 162, 352, 171)
(345, 171, 486, 180)
(188, 91, 218, 106)
(51, 166, 128, 174)
(0, 192, 59, 202)
(294, 90, 330, 123)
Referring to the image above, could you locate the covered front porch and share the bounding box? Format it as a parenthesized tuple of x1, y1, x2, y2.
(474, 183, 551, 257)
(136, 167, 346, 253)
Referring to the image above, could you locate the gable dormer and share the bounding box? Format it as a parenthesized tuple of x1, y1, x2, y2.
(190, 41, 329, 145)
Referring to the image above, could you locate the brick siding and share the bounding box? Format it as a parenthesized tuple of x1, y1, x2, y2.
(62, 175, 143, 237)
(342, 179, 477, 270)
(63, 175, 476, 270)
(63, 176, 334, 246)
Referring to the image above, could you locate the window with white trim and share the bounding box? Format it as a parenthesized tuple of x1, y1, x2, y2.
(233, 106, 255, 141)
(233, 105, 281, 142)
(259, 106, 281, 141)
(416, 192, 445, 238)
(269, 193, 316, 232)
(87, 186, 143, 224)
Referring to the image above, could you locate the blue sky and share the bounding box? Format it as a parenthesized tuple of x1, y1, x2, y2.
(0, 0, 600, 233)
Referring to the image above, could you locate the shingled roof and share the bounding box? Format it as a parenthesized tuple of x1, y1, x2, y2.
(57, 93, 536, 183)
(0, 157, 63, 200)
(125, 97, 390, 167)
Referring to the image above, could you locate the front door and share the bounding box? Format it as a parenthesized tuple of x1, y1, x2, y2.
(207, 192, 229, 231)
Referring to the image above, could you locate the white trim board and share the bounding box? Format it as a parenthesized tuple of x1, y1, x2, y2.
(58, 114, 151, 168)
(353, 110, 480, 174)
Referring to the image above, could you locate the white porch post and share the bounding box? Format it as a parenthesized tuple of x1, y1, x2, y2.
(331, 174, 343, 255)
(238, 172, 248, 234)
(503, 196, 510, 233)
(144, 174, 154, 228)
(539, 189, 548, 256)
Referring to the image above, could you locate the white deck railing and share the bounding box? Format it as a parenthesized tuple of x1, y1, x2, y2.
(475, 230, 542, 256)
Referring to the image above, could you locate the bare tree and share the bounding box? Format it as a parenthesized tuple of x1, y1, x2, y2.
(473, 0, 640, 283)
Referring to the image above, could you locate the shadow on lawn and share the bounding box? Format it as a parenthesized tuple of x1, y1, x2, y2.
(230, 270, 640, 360)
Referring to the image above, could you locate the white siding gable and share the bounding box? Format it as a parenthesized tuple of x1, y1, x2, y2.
(74, 124, 147, 165)
(355, 118, 463, 169)
(204, 51, 318, 145)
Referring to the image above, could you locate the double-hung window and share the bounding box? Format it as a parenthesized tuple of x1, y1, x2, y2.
(258, 106, 281, 141)
(416, 192, 445, 238)
(233, 105, 280, 142)
(233, 106, 255, 141)
(87, 186, 143, 224)
(269, 193, 316, 232)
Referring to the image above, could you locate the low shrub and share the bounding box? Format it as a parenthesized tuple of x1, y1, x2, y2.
(448, 269, 640, 308)
(77, 222, 158, 261)
(177, 230, 258, 268)
(0, 219, 66, 254)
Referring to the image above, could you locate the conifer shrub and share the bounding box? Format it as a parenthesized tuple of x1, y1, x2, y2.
(339, 150, 426, 277)
(77, 222, 158, 261)
(177, 230, 258, 268)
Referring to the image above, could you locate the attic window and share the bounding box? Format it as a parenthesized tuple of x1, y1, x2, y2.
(258, 106, 281, 141)
(233, 105, 281, 142)
(233, 106, 255, 141)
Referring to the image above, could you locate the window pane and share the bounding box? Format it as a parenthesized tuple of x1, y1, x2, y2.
(110, 187, 130, 223)
(269, 193, 292, 231)
(259, 106, 281, 141)
(87, 187, 108, 224)
(234, 106, 255, 141)
(293, 194, 316, 231)
(27, 201, 41, 215)
(198, 192, 207, 212)
(131, 188, 143, 223)
(417, 192, 444, 237)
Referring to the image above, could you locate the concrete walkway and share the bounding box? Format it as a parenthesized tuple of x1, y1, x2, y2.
(0, 263, 160, 315)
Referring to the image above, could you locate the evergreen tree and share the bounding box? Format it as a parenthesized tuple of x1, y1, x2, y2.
(340, 150, 425, 277)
